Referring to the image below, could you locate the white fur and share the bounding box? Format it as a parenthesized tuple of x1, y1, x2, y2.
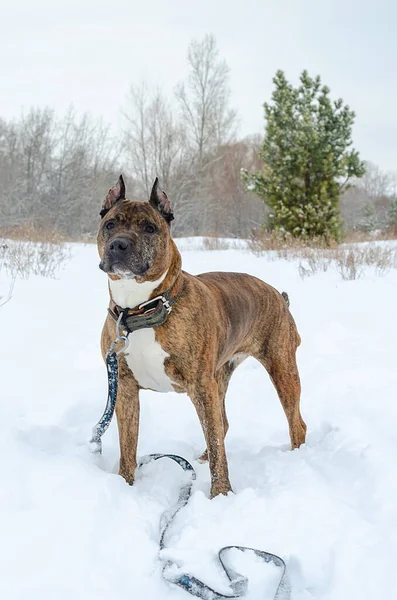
(109, 270, 168, 308)
(109, 271, 175, 392)
(124, 328, 175, 392)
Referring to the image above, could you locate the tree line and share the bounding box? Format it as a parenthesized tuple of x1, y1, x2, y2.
(0, 33, 396, 241)
(0, 34, 262, 239)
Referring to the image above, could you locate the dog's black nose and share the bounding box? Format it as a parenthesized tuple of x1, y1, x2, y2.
(109, 238, 130, 252)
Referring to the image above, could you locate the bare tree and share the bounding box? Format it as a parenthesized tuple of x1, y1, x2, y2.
(341, 161, 397, 231)
(19, 107, 55, 202)
(49, 108, 121, 235)
(0, 119, 21, 226)
(0, 36, 261, 240)
(122, 81, 200, 235)
(123, 81, 152, 197)
(123, 82, 188, 196)
(359, 161, 395, 199)
(0, 109, 55, 229)
(120, 35, 241, 237)
(0, 107, 122, 238)
(175, 33, 237, 165)
(190, 137, 263, 237)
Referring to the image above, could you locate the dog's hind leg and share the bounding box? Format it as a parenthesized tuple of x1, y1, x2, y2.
(258, 344, 306, 450)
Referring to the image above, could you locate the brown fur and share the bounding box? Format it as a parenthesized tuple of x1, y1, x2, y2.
(98, 195, 306, 498)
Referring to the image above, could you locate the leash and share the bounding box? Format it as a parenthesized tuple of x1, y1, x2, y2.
(89, 312, 129, 454)
(139, 453, 291, 600)
(91, 275, 183, 450)
(89, 326, 291, 600)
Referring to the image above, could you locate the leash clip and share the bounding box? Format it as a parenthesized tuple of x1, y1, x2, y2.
(108, 312, 129, 356)
(139, 295, 172, 315)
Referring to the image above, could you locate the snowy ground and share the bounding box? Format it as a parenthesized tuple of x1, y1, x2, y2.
(1, 240, 397, 600)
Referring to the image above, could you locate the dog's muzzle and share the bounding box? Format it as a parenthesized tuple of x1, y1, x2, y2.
(100, 237, 149, 277)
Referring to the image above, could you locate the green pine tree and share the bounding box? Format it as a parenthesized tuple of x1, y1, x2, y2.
(243, 70, 365, 241)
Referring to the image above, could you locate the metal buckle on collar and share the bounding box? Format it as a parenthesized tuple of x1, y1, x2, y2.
(138, 295, 172, 315)
(107, 312, 130, 356)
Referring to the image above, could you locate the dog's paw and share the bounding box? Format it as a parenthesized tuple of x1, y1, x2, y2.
(198, 449, 208, 463)
(119, 466, 136, 486)
(210, 481, 233, 499)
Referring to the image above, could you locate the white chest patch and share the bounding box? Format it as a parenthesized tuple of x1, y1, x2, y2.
(108, 270, 174, 392)
(109, 271, 168, 309)
(124, 328, 175, 392)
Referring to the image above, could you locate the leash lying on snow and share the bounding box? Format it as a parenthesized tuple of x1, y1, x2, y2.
(89, 324, 291, 600)
(139, 453, 290, 600)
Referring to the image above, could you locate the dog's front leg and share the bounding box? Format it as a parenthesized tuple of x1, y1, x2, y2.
(191, 380, 232, 498)
(116, 359, 140, 485)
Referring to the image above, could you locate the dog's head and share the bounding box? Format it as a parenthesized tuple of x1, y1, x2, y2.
(97, 176, 174, 282)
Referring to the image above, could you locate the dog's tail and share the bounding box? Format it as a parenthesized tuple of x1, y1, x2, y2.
(281, 291, 290, 307)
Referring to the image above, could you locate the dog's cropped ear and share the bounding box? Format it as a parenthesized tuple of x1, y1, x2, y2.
(100, 175, 126, 218)
(149, 178, 174, 224)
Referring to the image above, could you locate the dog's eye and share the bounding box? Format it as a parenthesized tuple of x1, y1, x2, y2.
(105, 220, 115, 230)
(144, 223, 156, 234)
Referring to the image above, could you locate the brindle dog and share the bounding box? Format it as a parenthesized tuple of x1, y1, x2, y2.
(98, 176, 306, 498)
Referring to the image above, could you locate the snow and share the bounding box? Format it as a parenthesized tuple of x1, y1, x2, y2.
(1, 239, 397, 599)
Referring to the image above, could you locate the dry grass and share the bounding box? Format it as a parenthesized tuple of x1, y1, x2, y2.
(297, 245, 397, 280)
(0, 239, 71, 280)
(247, 229, 338, 256)
(1, 226, 396, 286)
(0, 225, 68, 244)
(247, 229, 397, 280)
(0, 224, 98, 245)
(343, 229, 397, 243)
(248, 227, 397, 255)
(201, 236, 232, 251)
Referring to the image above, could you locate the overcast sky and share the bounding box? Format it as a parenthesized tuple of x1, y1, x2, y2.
(2, 0, 396, 171)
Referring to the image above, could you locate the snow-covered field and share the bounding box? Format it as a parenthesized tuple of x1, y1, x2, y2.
(1, 240, 397, 600)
